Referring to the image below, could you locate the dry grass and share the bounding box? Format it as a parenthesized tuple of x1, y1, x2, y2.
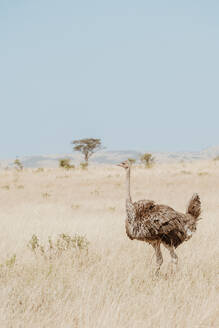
(0, 161, 218, 328)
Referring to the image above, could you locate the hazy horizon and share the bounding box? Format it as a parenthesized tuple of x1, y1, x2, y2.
(0, 145, 219, 162)
(1, 1, 219, 158)
(1, 145, 218, 161)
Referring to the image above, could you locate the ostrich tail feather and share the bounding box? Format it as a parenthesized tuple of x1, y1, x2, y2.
(187, 193, 201, 219)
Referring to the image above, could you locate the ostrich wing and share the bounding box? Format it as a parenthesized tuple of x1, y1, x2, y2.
(132, 202, 188, 247)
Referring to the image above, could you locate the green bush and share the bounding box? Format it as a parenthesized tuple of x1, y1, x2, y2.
(27, 233, 89, 258)
(140, 153, 155, 168)
(35, 168, 44, 173)
(59, 158, 75, 170)
(80, 162, 88, 170)
(128, 158, 136, 164)
(14, 158, 23, 170)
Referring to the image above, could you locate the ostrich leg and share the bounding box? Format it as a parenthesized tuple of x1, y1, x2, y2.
(163, 244, 178, 264)
(151, 241, 163, 275)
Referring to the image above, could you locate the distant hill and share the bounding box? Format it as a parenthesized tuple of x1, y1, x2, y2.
(1, 146, 219, 168)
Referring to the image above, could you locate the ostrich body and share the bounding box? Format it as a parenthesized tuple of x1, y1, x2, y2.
(118, 161, 201, 274)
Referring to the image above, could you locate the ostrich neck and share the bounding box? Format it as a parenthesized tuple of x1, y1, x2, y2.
(125, 167, 136, 236)
(126, 168, 132, 202)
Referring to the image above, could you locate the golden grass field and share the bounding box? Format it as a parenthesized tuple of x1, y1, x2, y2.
(0, 161, 218, 328)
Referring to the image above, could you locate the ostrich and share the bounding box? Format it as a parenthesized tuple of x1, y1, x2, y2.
(117, 160, 201, 274)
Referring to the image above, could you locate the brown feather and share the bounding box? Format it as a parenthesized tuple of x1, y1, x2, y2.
(187, 193, 201, 219)
(126, 200, 200, 248)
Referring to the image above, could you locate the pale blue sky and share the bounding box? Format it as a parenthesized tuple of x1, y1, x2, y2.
(1, 0, 219, 158)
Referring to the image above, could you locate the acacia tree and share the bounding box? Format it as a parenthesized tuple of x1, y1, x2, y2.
(71, 138, 103, 165)
(14, 158, 23, 171)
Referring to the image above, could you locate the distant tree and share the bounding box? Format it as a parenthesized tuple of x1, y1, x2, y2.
(59, 158, 75, 170)
(71, 138, 103, 165)
(128, 158, 136, 165)
(140, 153, 155, 168)
(14, 158, 23, 171)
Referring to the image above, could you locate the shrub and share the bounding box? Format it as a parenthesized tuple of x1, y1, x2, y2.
(42, 192, 50, 199)
(17, 185, 24, 189)
(35, 168, 44, 173)
(14, 158, 23, 171)
(0, 254, 16, 271)
(54, 233, 89, 253)
(27, 234, 44, 254)
(80, 162, 88, 170)
(59, 158, 75, 170)
(1, 185, 10, 190)
(128, 158, 136, 164)
(5, 254, 16, 268)
(140, 153, 155, 168)
(181, 170, 191, 175)
(27, 233, 89, 259)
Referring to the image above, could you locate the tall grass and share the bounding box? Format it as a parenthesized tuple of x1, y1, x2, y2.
(0, 161, 218, 327)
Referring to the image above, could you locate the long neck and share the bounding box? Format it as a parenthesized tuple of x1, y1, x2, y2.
(125, 167, 136, 230)
(126, 167, 132, 202)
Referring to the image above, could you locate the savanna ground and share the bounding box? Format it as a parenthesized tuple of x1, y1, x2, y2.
(0, 161, 218, 328)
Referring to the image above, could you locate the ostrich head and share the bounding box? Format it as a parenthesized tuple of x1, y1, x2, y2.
(117, 160, 131, 170)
